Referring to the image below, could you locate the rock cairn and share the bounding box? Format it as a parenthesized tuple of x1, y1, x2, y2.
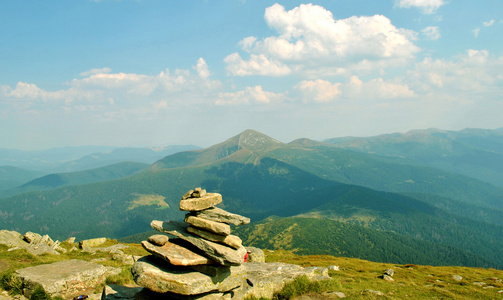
(132, 187, 251, 297)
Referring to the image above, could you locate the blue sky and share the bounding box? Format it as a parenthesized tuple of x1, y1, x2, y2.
(1, 0, 502, 150)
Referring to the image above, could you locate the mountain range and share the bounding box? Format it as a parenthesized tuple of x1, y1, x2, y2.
(0, 128, 501, 269)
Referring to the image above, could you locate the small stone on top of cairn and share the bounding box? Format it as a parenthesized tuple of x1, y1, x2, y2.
(132, 187, 250, 297)
(179, 188, 222, 211)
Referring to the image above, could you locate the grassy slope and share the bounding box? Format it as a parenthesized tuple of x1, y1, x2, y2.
(265, 250, 503, 300)
(1, 241, 502, 299)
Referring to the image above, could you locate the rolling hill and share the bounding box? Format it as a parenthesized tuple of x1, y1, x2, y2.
(0, 161, 149, 199)
(0, 166, 43, 191)
(0, 145, 200, 173)
(325, 128, 503, 188)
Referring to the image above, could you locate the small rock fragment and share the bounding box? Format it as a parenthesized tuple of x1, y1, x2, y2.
(328, 265, 340, 271)
(452, 274, 463, 281)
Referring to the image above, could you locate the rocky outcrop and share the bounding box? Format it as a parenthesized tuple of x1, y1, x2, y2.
(15, 259, 120, 299)
(0, 230, 67, 256)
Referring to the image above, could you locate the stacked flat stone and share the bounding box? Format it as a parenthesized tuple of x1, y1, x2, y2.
(132, 188, 251, 297)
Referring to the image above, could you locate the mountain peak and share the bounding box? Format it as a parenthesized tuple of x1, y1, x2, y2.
(236, 130, 283, 151)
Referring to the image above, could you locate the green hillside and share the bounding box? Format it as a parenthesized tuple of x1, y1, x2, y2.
(234, 217, 498, 269)
(0, 161, 149, 199)
(267, 145, 503, 212)
(151, 129, 282, 169)
(0, 166, 43, 191)
(325, 128, 503, 188)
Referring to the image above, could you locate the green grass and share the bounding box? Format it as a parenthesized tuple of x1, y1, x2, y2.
(262, 250, 503, 299)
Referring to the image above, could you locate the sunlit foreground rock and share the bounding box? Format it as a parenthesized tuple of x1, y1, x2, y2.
(132, 256, 246, 295)
(15, 259, 120, 299)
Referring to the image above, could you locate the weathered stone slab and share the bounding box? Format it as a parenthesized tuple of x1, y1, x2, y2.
(179, 193, 222, 211)
(148, 234, 169, 246)
(132, 256, 246, 295)
(194, 207, 250, 225)
(185, 215, 231, 236)
(187, 226, 242, 249)
(0, 230, 63, 255)
(23, 232, 42, 244)
(15, 259, 120, 298)
(151, 220, 246, 266)
(0, 230, 27, 249)
(142, 240, 214, 266)
(79, 237, 107, 249)
(232, 262, 332, 299)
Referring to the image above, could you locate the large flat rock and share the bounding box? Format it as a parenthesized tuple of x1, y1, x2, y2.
(179, 193, 222, 211)
(193, 207, 250, 225)
(185, 215, 231, 236)
(132, 256, 246, 295)
(151, 220, 246, 266)
(15, 259, 121, 298)
(142, 239, 215, 266)
(187, 226, 242, 250)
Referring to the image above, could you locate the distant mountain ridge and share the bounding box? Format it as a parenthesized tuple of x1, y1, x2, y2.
(0, 161, 149, 199)
(324, 128, 503, 187)
(0, 145, 200, 173)
(151, 130, 282, 169)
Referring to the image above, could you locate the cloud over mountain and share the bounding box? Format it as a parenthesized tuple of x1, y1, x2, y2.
(225, 4, 419, 77)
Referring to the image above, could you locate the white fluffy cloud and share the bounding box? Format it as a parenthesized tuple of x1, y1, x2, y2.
(406, 49, 503, 95)
(395, 0, 445, 14)
(225, 3, 419, 76)
(224, 53, 291, 76)
(1, 58, 222, 114)
(343, 76, 415, 99)
(216, 86, 286, 105)
(294, 79, 341, 103)
(292, 76, 414, 103)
